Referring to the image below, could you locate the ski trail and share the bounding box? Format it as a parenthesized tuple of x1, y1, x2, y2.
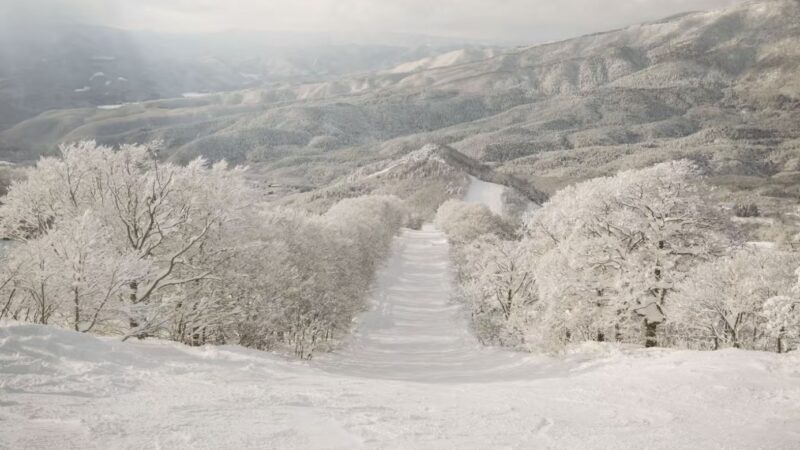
(314, 177, 537, 381)
(2, 180, 799, 448)
(463, 175, 505, 215)
(314, 225, 536, 381)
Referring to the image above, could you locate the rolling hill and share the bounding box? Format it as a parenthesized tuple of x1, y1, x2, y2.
(2, 0, 798, 201)
(0, 23, 482, 131)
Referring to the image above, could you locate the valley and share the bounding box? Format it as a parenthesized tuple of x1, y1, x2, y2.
(2, 0, 799, 209)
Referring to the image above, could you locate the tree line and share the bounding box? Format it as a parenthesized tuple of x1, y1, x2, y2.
(437, 161, 800, 353)
(0, 141, 407, 358)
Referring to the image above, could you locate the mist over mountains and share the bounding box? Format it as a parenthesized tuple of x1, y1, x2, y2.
(0, 22, 484, 130)
(1, 0, 799, 202)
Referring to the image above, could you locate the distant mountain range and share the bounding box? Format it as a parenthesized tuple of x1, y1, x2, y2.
(2, 0, 799, 202)
(0, 23, 485, 130)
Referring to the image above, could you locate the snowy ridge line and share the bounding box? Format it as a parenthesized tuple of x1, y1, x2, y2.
(347, 144, 547, 205)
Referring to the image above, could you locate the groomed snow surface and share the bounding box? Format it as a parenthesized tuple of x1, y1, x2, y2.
(313, 225, 538, 382)
(2, 179, 800, 448)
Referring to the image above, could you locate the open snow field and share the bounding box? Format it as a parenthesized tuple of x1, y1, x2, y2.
(1, 178, 800, 449)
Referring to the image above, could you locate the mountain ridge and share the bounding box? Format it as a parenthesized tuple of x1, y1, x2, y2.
(0, 24, 484, 131)
(1, 0, 798, 204)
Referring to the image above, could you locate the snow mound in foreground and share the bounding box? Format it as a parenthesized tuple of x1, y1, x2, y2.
(2, 322, 800, 449)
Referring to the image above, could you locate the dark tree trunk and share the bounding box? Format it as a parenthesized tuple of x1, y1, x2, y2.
(128, 281, 141, 331)
(644, 320, 657, 348)
(73, 287, 80, 332)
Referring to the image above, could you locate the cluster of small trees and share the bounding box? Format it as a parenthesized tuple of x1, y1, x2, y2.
(0, 141, 406, 358)
(434, 199, 534, 346)
(439, 161, 800, 353)
(234, 196, 405, 357)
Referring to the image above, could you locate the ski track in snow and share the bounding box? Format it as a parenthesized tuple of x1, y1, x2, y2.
(2, 178, 800, 448)
(312, 225, 545, 382)
(463, 175, 505, 215)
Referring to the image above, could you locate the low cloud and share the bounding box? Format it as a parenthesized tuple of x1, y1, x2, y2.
(2, 0, 746, 43)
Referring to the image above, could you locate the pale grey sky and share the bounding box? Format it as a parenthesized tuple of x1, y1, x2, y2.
(5, 0, 748, 43)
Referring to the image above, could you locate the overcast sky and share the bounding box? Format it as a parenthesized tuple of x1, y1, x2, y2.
(5, 0, 747, 43)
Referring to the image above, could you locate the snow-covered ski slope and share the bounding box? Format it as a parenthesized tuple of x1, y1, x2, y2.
(314, 176, 530, 382)
(463, 175, 505, 215)
(2, 322, 800, 449)
(313, 225, 538, 382)
(1, 177, 800, 449)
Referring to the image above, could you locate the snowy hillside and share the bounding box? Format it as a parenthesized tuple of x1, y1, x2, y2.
(2, 2, 800, 448)
(0, 24, 475, 130)
(2, 162, 800, 448)
(292, 144, 542, 218)
(464, 176, 505, 215)
(5, 0, 800, 188)
(2, 300, 799, 448)
(383, 48, 499, 74)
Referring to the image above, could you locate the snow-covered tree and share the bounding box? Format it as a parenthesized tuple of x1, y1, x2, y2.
(2, 237, 58, 324)
(0, 141, 253, 338)
(763, 295, 800, 353)
(435, 199, 513, 244)
(228, 196, 407, 358)
(527, 160, 732, 348)
(435, 197, 534, 347)
(759, 263, 800, 353)
(458, 234, 538, 346)
(35, 212, 149, 332)
(671, 248, 799, 350)
(0, 251, 20, 321)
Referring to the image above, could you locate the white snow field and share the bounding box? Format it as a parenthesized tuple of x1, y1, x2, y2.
(2, 179, 800, 449)
(463, 175, 505, 215)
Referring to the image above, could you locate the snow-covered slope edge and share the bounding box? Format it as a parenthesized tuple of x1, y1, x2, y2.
(464, 175, 507, 215)
(2, 322, 799, 449)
